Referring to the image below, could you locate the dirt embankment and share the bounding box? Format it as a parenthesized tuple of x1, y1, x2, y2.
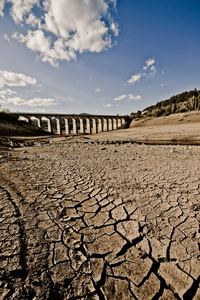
(0, 113, 50, 137)
(130, 111, 200, 128)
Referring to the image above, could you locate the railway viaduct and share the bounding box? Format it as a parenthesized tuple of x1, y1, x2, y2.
(11, 113, 129, 135)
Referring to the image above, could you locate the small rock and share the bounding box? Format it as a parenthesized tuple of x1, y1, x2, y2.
(100, 147, 107, 150)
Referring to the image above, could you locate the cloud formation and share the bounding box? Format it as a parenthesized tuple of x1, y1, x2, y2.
(104, 103, 112, 108)
(2, 0, 118, 66)
(3, 33, 10, 42)
(95, 88, 101, 92)
(66, 96, 75, 102)
(0, 88, 16, 97)
(0, 70, 37, 88)
(127, 74, 142, 85)
(114, 94, 141, 101)
(0, 93, 59, 106)
(127, 58, 157, 85)
(0, 0, 5, 16)
(26, 97, 59, 107)
(0, 70, 59, 107)
(143, 58, 155, 70)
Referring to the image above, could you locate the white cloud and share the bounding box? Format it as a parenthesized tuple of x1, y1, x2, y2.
(149, 65, 157, 76)
(143, 58, 157, 76)
(0, 0, 5, 16)
(110, 20, 119, 37)
(26, 13, 41, 27)
(114, 94, 141, 101)
(4, 0, 118, 66)
(127, 73, 142, 85)
(66, 96, 75, 102)
(110, 0, 117, 8)
(143, 58, 155, 70)
(95, 88, 101, 92)
(114, 94, 127, 101)
(0, 71, 59, 107)
(158, 83, 167, 87)
(127, 58, 157, 85)
(0, 88, 17, 97)
(15, 30, 50, 53)
(4, 97, 26, 106)
(0, 70, 37, 88)
(8, 0, 39, 24)
(0, 69, 60, 107)
(131, 95, 141, 100)
(104, 103, 112, 108)
(3, 33, 10, 42)
(13, 30, 74, 67)
(26, 97, 59, 106)
(0, 94, 59, 106)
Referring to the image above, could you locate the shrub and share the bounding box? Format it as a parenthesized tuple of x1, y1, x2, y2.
(151, 107, 165, 117)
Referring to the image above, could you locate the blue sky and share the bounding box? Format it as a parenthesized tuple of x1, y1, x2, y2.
(0, 0, 200, 115)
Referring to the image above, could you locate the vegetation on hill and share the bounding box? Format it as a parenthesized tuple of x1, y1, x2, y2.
(130, 89, 200, 119)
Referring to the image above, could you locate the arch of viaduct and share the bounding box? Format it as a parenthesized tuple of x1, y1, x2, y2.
(11, 113, 129, 135)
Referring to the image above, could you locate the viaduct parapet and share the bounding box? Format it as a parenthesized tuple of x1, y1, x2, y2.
(11, 113, 129, 135)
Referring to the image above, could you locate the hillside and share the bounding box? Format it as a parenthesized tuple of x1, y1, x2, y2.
(0, 112, 50, 136)
(130, 111, 200, 128)
(133, 89, 200, 118)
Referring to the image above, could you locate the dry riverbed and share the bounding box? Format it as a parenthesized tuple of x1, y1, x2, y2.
(0, 130, 200, 299)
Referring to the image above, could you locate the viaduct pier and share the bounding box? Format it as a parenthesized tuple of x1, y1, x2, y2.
(11, 113, 129, 135)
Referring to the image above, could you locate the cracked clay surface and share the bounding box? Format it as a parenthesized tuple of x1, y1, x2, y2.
(0, 137, 200, 299)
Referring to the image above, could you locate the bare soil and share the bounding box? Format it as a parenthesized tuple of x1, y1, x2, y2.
(0, 112, 200, 299)
(90, 111, 200, 145)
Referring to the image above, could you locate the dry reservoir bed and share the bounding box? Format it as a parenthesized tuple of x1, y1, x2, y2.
(0, 137, 200, 299)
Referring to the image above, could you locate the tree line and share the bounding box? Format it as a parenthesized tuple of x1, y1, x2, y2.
(131, 89, 200, 119)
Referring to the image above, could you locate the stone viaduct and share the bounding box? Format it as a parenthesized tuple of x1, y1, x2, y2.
(11, 113, 129, 135)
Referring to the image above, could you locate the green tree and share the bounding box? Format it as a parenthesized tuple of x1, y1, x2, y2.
(185, 96, 198, 111)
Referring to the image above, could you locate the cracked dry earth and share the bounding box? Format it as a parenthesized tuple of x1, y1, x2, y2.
(0, 137, 200, 299)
